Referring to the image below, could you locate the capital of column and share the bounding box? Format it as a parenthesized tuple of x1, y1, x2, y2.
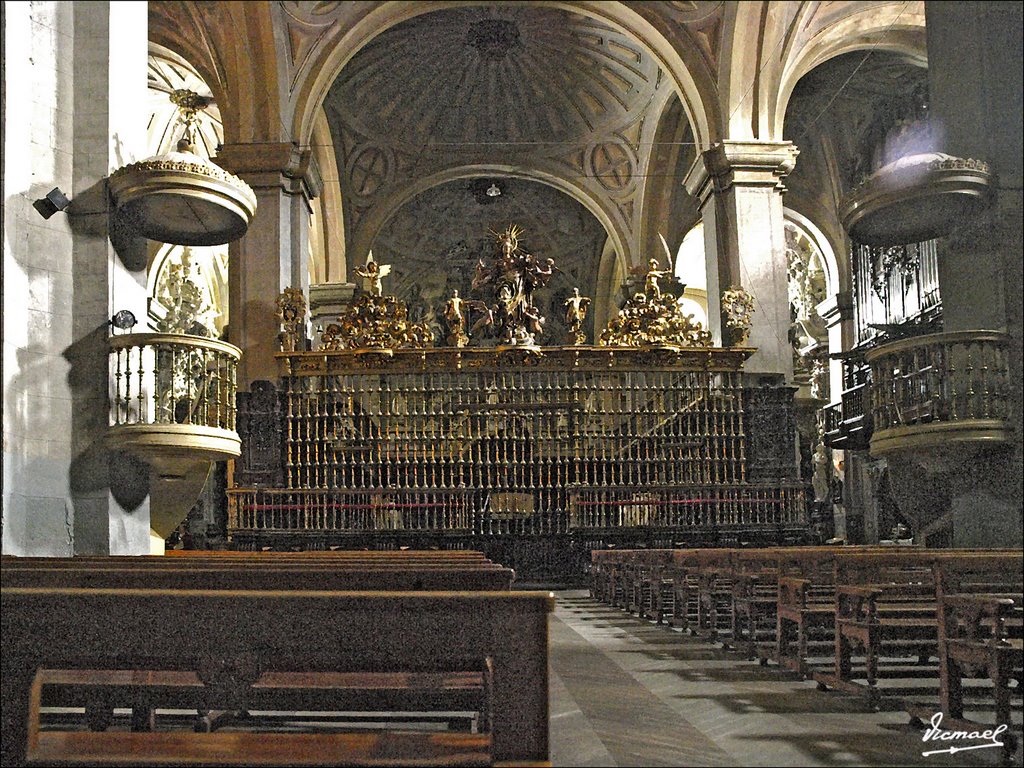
(816, 291, 853, 330)
(215, 142, 323, 202)
(684, 140, 800, 204)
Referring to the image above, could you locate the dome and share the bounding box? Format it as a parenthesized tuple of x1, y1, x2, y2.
(329, 6, 661, 150)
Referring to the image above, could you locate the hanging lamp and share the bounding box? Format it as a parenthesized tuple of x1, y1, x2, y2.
(108, 89, 256, 246)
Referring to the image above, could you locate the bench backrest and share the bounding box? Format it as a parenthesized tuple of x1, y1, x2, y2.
(1, 588, 553, 766)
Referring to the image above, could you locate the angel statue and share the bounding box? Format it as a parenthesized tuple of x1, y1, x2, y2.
(354, 252, 391, 297)
(443, 290, 469, 348)
(643, 258, 672, 300)
(563, 287, 591, 345)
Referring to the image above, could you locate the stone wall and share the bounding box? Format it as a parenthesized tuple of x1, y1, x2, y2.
(2, 1, 151, 556)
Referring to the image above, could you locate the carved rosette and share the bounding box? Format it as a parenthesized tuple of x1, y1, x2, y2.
(600, 292, 712, 349)
(721, 285, 755, 347)
(321, 293, 433, 351)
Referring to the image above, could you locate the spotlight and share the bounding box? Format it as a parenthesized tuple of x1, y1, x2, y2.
(32, 187, 71, 219)
(110, 310, 138, 333)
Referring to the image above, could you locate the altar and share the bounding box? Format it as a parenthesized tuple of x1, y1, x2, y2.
(228, 229, 809, 581)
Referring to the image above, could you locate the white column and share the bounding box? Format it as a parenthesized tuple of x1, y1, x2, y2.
(216, 143, 321, 387)
(2, 1, 151, 556)
(685, 141, 799, 377)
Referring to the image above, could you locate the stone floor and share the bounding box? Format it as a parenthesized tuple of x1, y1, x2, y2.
(548, 591, 1020, 768)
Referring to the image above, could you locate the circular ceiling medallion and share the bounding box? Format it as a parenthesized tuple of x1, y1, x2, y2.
(589, 141, 635, 192)
(346, 145, 391, 198)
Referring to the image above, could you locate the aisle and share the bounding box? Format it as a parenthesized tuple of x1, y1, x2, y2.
(547, 591, 1007, 768)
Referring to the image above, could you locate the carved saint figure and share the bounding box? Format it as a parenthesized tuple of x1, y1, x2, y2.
(354, 252, 391, 297)
(563, 287, 591, 345)
(812, 442, 830, 502)
(472, 225, 558, 346)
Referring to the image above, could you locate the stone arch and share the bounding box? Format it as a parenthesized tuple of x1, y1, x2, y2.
(772, 3, 927, 140)
(289, 1, 719, 154)
(784, 208, 841, 301)
(308, 108, 347, 284)
(150, 1, 283, 143)
(347, 164, 632, 286)
(636, 93, 701, 273)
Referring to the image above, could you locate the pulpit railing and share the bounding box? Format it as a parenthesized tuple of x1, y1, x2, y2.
(865, 330, 1013, 454)
(108, 332, 241, 461)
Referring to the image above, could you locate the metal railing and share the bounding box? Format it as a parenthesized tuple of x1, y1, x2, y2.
(227, 483, 807, 538)
(865, 330, 1013, 452)
(109, 332, 240, 434)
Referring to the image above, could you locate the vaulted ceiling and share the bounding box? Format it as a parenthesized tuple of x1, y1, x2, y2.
(321, 4, 676, 324)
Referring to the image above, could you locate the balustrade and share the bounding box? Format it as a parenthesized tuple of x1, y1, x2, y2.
(865, 330, 1012, 455)
(108, 332, 241, 462)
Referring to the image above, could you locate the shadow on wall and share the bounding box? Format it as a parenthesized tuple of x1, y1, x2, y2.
(1, 178, 152, 555)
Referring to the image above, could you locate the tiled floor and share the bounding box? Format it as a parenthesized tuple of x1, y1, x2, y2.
(548, 591, 1019, 768)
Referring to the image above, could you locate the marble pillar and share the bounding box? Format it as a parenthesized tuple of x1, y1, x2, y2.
(2, 1, 151, 555)
(684, 141, 800, 378)
(216, 143, 322, 387)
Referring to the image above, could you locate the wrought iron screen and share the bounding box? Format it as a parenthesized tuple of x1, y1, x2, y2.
(228, 348, 807, 544)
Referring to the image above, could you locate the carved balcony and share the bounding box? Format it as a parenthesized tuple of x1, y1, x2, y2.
(108, 333, 241, 538)
(822, 357, 872, 451)
(864, 330, 1013, 457)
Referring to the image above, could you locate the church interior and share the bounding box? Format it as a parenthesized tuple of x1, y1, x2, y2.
(2, 1, 1022, 766)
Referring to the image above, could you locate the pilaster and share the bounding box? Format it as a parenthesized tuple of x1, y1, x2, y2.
(308, 281, 356, 348)
(816, 291, 853, 402)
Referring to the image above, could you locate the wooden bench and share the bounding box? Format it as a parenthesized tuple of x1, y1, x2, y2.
(1, 588, 554, 767)
(2, 555, 517, 737)
(928, 554, 1023, 762)
(815, 550, 1019, 705)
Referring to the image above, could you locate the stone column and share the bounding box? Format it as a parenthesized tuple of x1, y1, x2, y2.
(3, 1, 151, 556)
(894, 2, 1023, 547)
(216, 143, 322, 387)
(684, 141, 799, 378)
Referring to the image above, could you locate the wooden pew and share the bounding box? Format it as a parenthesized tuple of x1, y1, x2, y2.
(816, 550, 1020, 706)
(2, 555, 516, 738)
(1, 588, 554, 767)
(929, 554, 1023, 762)
(1, 565, 516, 592)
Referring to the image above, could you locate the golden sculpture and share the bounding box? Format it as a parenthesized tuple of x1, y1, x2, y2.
(643, 258, 672, 300)
(155, 247, 212, 336)
(354, 252, 391, 297)
(443, 290, 470, 348)
(563, 288, 591, 345)
(317, 256, 432, 352)
(471, 225, 557, 347)
(721, 285, 755, 346)
(601, 261, 711, 349)
(276, 287, 307, 352)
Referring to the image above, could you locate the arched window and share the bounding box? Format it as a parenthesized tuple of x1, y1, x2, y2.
(673, 222, 708, 329)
